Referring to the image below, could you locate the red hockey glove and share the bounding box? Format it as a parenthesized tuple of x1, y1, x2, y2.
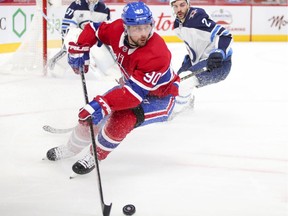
(68, 42, 90, 74)
(78, 96, 111, 126)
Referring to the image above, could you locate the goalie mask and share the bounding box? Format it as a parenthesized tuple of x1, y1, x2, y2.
(87, 0, 99, 12)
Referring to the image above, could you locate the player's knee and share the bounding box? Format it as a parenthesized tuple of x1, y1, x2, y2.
(105, 109, 138, 141)
(94, 110, 138, 159)
(131, 105, 145, 128)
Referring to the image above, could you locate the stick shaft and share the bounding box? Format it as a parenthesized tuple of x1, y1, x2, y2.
(79, 67, 112, 216)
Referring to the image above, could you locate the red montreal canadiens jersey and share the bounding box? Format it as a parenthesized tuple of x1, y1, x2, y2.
(78, 19, 180, 111)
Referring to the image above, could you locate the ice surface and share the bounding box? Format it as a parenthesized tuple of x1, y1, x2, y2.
(0, 42, 287, 216)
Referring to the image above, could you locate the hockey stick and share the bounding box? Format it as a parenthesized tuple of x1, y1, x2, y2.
(79, 66, 112, 216)
(42, 125, 74, 134)
(48, 45, 67, 70)
(39, 10, 68, 70)
(43, 68, 208, 134)
(180, 67, 209, 81)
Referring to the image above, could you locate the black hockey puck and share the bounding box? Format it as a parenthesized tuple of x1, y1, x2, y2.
(122, 204, 136, 215)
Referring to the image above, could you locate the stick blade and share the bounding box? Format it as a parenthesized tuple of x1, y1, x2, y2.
(103, 203, 112, 216)
(42, 125, 74, 134)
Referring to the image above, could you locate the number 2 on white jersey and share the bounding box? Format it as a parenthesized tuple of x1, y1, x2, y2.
(202, 18, 211, 27)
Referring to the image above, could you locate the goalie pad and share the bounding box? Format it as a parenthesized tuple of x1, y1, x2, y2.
(63, 27, 82, 49)
(90, 45, 117, 76)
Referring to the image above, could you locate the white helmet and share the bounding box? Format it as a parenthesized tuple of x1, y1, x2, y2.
(87, 0, 99, 11)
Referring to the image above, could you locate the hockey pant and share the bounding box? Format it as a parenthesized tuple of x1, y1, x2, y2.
(173, 56, 232, 113)
(67, 95, 175, 160)
(178, 56, 232, 87)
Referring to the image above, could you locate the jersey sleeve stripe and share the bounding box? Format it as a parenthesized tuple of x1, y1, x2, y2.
(62, 19, 77, 25)
(210, 25, 221, 42)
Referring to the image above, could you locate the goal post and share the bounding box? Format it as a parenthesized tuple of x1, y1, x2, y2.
(42, 0, 48, 73)
(1, 0, 48, 75)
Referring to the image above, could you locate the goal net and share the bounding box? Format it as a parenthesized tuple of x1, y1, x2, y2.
(1, 0, 48, 76)
(0, 0, 120, 79)
(1, 0, 79, 77)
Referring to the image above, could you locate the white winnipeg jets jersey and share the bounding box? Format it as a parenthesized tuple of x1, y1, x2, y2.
(61, 0, 110, 36)
(173, 7, 233, 65)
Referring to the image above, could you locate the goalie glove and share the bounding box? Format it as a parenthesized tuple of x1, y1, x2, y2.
(68, 42, 90, 74)
(78, 96, 111, 126)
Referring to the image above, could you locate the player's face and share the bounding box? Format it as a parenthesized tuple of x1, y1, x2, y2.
(172, 0, 189, 21)
(127, 24, 152, 47)
(88, 0, 98, 11)
(88, 0, 98, 4)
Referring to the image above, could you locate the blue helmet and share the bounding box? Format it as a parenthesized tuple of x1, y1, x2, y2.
(122, 2, 153, 26)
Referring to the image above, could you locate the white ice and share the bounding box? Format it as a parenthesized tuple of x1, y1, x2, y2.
(0, 42, 287, 216)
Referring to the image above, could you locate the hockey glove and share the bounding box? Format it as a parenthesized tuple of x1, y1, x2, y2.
(68, 42, 90, 74)
(78, 96, 111, 126)
(207, 49, 225, 71)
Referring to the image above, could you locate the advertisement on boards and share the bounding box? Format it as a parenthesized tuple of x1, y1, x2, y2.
(205, 6, 250, 35)
(0, 6, 36, 43)
(252, 6, 288, 41)
(0, 4, 287, 53)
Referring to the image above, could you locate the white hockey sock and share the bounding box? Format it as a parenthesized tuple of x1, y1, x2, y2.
(66, 124, 99, 154)
(173, 71, 199, 113)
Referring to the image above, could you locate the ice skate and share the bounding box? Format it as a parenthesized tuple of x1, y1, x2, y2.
(46, 145, 77, 161)
(72, 152, 95, 175)
(71, 145, 111, 175)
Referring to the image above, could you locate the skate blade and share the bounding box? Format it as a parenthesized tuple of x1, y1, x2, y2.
(69, 172, 79, 179)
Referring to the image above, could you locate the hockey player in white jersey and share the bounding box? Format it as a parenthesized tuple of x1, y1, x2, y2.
(61, 0, 110, 37)
(48, 0, 115, 76)
(170, 0, 233, 113)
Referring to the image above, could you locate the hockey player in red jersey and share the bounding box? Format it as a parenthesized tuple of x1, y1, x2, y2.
(46, 2, 180, 175)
